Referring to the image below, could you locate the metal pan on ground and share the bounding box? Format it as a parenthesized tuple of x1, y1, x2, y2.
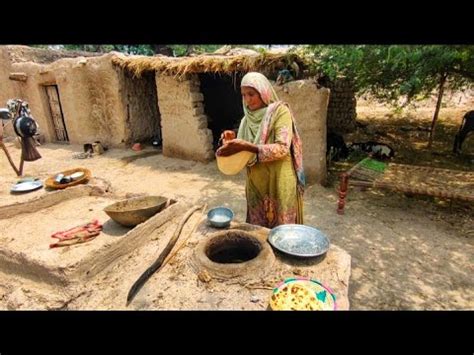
(267, 224, 330, 258)
(10, 180, 43, 193)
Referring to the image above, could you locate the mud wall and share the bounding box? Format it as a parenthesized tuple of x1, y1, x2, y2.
(4, 52, 127, 146)
(0, 47, 22, 138)
(326, 78, 357, 133)
(156, 73, 214, 162)
(275, 81, 329, 185)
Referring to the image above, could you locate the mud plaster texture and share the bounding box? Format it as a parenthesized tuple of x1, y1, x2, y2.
(0, 49, 127, 146)
(0, 176, 350, 310)
(275, 81, 329, 184)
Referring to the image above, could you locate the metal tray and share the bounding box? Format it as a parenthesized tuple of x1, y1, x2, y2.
(10, 180, 43, 193)
(268, 224, 330, 257)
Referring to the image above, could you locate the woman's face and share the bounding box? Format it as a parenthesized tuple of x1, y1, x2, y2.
(241, 86, 266, 111)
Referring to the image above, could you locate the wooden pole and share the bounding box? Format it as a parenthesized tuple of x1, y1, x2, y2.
(428, 73, 447, 149)
(0, 141, 21, 176)
(162, 204, 207, 267)
(19, 156, 24, 176)
(337, 173, 349, 215)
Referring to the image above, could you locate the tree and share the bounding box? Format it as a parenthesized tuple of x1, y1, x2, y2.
(55, 44, 223, 57)
(169, 44, 222, 56)
(302, 45, 474, 147)
(58, 44, 156, 55)
(151, 45, 174, 56)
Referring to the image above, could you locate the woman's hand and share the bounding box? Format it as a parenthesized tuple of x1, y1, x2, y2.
(223, 130, 236, 141)
(216, 139, 257, 156)
(220, 130, 236, 145)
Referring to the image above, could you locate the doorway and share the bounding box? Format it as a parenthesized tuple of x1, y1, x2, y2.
(44, 85, 69, 142)
(199, 73, 244, 150)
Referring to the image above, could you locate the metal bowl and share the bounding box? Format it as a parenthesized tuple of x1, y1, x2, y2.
(104, 195, 171, 227)
(268, 224, 330, 258)
(207, 207, 234, 228)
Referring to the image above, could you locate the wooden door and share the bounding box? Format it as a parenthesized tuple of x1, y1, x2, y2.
(45, 85, 69, 142)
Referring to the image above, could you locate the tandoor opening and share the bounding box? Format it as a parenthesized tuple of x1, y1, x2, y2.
(205, 232, 262, 264)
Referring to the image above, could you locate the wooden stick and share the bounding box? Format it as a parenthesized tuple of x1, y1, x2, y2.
(19, 156, 24, 176)
(162, 204, 207, 267)
(245, 285, 273, 290)
(126, 204, 203, 306)
(337, 173, 349, 215)
(0, 141, 20, 176)
(9, 72, 28, 82)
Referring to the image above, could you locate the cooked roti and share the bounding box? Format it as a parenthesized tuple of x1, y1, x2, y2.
(270, 283, 322, 311)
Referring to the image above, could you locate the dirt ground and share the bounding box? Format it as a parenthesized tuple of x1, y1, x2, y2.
(0, 94, 473, 310)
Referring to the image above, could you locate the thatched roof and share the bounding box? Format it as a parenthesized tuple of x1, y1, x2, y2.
(111, 50, 306, 78)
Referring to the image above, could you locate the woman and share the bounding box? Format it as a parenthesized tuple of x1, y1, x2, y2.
(216, 72, 305, 228)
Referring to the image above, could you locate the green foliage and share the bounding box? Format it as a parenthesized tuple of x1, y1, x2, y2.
(59, 44, 155, 55)
(169, 44, 265, 56)
(111, 45, 155, 55)
(301, 45, 474, 107)
(299, 45, 474, 146)
(169, 45, 222, 56)
(35, 44, 273, 57)
(42, 44, 226, 57)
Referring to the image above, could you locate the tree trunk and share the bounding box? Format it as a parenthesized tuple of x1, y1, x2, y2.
(427, 73, 447, 149)
(185, 45, 194, 56)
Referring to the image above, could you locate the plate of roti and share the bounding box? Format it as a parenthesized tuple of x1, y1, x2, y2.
(269, 277, 336, 311)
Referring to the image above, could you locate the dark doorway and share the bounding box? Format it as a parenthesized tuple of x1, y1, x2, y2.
(199, 73, 244, 150)
(121, 70, 162, 147)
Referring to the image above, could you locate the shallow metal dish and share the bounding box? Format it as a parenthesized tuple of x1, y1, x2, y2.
(268, 224, 330, 257)
(10, 180, 43, 193)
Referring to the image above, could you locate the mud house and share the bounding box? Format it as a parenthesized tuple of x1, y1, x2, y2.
(0, 45, 356, 184)
(0, 46, 159, 148)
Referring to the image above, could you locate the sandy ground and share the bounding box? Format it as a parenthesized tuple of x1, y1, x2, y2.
(0, 95, 473, 310)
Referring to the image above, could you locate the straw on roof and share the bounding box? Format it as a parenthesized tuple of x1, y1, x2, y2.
(111, 51, 305, 78)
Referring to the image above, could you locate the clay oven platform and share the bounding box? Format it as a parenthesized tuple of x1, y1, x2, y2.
(0, 185, 186, 286)
(0, 187, 351, 310)
(86, 219, 352, 310)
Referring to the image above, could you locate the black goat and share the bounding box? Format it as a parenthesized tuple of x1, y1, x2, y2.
(327, 132, 349, 163)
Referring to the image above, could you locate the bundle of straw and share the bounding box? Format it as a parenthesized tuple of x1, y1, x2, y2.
(20, 136, 41, 161)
